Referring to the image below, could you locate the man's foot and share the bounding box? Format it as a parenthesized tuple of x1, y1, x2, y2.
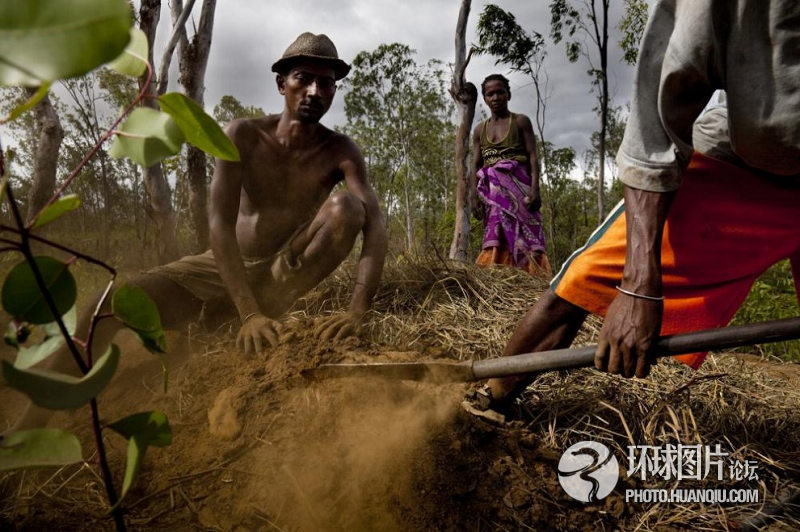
(461, 384, 507, 424)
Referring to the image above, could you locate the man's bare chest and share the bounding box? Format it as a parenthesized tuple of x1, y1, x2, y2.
(242, 151, 340, 209)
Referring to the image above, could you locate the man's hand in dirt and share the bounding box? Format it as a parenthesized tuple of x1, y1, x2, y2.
(594, 291, 663, 378)
(314, 312, 363, 342)
(236, 313, 283, 356)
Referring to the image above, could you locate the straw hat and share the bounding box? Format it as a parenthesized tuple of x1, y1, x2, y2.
(271, 32, 351, 80)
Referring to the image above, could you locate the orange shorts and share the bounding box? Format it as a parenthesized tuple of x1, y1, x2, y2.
(552, 152, 800, 369)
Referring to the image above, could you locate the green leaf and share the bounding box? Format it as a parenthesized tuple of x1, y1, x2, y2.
(108, 107, 184, 167)
(108, 411, 171, 501)
(112, 284, 167, 353)
(2, 343, 120, 409)
(119, 436, 146, 502)
(1, 256, 76, 324)
(0, 82, 51, 123)
(107, 27, 148, 77)
(108, 411, 172, 447)
(0, 0, 132, 86)
(15, 306, 77, 369)
(0, 429, 82, 471)
(158, 92, 240, 161)
(31, 194, 81, 228)
(41, 305, 77, 337)
(158, 356, 169, 393)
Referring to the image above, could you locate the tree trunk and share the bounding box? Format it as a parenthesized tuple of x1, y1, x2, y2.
(139, 0, 180, 264)
(25, 90, 63, 226)
(448, 0, 477, 261)
(594, 0, 610, 222)
(178, 0, 217, 252)
(526, 57, 553, 258)
(402, 147, 414, 253)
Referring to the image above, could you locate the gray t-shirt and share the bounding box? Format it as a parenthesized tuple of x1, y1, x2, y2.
(691, 106, 742, 167)
(617, 0, 800, 192)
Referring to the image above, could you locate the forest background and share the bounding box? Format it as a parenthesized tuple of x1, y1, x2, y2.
(1, 0, 797, 360)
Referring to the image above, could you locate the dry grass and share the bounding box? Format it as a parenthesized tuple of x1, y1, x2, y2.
(294, 254, 590, 360)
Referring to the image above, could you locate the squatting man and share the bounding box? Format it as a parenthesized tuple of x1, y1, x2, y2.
(10, 32, 388, 431)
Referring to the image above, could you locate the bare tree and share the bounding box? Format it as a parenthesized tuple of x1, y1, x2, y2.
(551, 0, 610, 220)
(25, 90, 64, 226)
(448, 0, 477, 261)
(175, 0, 217, 252)
(138, 0, 180, 263)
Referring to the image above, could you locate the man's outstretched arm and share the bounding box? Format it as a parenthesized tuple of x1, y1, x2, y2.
(314, 138, 387, 341)
(209, 120, 282, 354)
(595, 185, 675, 378)
(342, 139, 387, 316)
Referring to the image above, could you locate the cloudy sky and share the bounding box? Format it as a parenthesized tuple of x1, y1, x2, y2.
(160, 0, 640, 160)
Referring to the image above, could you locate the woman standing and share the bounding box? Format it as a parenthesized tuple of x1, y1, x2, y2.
(471, 74, 550, 277)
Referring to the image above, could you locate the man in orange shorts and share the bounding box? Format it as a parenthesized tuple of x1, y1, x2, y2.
(468, 0, 800, 417)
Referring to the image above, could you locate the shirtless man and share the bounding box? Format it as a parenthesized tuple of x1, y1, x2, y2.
(10, 32, 387, 430)
(150, 31, 388, 354)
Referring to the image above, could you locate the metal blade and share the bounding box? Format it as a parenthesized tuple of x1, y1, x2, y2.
(302, 360, 475, 383)
(301, 317, 800, 384)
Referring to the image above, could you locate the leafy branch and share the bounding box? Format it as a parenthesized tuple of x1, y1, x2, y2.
(0, 1, 240, 529)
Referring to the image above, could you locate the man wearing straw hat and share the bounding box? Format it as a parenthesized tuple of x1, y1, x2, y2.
(10, 32, 387, 431)
(465, 0, 800, 422)
(144, 31, 388, 354)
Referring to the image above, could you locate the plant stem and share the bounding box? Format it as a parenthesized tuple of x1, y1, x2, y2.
(6, 180, 126, 530)
(27, 62, 155, 230)
(91, 398, 126, 531)
(4, 186, 89, 374)
(86, 278, 116, 366)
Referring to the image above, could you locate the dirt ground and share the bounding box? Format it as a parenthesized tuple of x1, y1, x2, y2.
(1, 324, 618, 531)
(2, 265, 800, 531)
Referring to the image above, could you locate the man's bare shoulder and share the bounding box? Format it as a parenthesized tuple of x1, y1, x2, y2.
(325, 128, 364, 162)
(224, 115, 280, 146)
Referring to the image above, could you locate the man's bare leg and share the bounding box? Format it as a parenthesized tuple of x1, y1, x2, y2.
(487, 289, 588, 405)
(7, 276, 203, 432)
(259, 190, 366, 316)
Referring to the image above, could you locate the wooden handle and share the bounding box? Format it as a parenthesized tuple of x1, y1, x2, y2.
(471, 317, 800, 380)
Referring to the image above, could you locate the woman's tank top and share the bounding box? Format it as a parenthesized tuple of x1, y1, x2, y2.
(480, 113, 529, 167)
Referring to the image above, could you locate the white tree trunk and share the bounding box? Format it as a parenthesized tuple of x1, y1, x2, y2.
(448, 0, 477, 261)
(139, 0, 180, 263)
(178, 0, 217, 252)
(25, 90, 63, 226)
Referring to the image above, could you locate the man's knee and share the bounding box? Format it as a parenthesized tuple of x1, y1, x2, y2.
(127, 273, 203, 329)
(325, 191, 366, 231)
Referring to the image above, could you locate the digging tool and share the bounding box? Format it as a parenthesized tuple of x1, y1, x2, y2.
(303, 317, 800, 383)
